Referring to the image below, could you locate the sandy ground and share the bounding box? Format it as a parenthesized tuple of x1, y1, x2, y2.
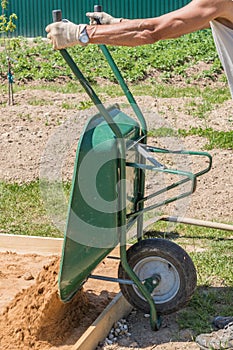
(0, 251, 120, 350)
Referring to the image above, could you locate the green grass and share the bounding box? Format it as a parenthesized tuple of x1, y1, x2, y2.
(183, 87, 231, 118)
(2, 79, 229, 101)
(148, 127, 233, 150)
(148, 127, 177, 138)
(177, 286, 233, 334)
(178, 128, 233, 150)
(61, 100, 93, 110)
(0, 181, 64, 237)
(27, 98, 53, 106)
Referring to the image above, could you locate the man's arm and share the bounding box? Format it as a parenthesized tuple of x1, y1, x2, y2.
(46, 0, 233, 49)
(87, 0, 232, 46)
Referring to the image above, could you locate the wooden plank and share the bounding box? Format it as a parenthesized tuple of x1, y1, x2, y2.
(72, 292, 132, 350)
(0, 234, 130, 256)
(0, 234, 63, 255)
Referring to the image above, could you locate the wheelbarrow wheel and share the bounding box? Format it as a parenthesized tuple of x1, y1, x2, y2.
(118, 238, 197, 314)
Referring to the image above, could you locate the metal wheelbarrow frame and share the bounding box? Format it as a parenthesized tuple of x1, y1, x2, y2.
(52, 10, 214, 330)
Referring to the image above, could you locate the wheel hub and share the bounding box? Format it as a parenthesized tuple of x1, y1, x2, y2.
(133, 256, 180, 304)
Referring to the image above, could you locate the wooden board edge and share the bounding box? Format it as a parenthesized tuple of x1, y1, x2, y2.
(0, 233, 63, 255)
(0, 234, 131, 256)
(72, 292, 133, 350)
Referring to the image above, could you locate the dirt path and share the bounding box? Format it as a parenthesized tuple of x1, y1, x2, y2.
(1, 89, 232, 221)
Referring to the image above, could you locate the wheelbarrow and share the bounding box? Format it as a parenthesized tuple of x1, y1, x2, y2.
(51, 8, 212, 330)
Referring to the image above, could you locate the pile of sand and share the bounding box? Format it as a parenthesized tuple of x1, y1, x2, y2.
(0, 258, 93, 349)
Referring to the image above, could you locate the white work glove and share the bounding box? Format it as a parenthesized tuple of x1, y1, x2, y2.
(86, 11, 123, 25)
(45, 21, 87, 50)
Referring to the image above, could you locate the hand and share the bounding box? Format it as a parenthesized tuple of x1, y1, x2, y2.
(86, 11, 122, 25)
(45, 21, 87, 50)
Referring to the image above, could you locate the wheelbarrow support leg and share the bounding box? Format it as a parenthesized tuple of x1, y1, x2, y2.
(117, 138, 160, 331)
(119, 242, 161, 330)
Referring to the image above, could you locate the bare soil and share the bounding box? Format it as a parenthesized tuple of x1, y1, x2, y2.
(0, 82, 232, 350)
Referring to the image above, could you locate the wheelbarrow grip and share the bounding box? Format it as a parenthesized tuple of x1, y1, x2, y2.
(52, 9, 62, 22)
(94, 5, 102, 25)
(94, 5, 102, 12)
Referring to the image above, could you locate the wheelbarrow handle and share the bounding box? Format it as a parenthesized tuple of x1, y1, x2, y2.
(94, 4, 103, 13)
(52, 6, 102, 23)
(51, 7, 147, 136)
(52, 9, 62, 22)
(51, 9, 124, 139)
(93, 4, 102, 25)
(92, 5, 147, 135)
(52, 6, 103, 23)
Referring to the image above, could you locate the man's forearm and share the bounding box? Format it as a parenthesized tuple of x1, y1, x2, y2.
(87, 19, 160, 47)
(86, 14, 210, 47)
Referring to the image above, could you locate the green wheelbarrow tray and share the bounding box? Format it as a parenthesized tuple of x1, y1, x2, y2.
(59, 105, 142, 302)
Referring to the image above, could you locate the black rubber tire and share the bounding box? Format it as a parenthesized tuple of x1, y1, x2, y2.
(118, 238, 197, 314)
